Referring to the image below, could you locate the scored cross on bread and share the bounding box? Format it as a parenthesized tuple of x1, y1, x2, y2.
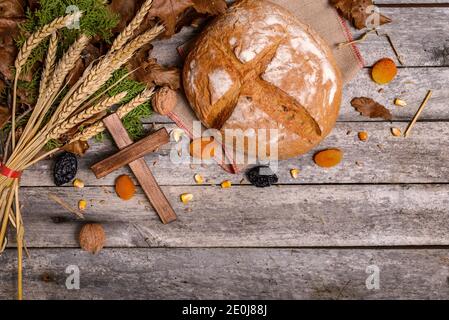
(183, 0, 342, 160)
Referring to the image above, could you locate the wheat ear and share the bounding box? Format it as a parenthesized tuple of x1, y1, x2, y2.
(13, 34, 91, 155)
(71, 88, 155, 142)
(54, 25, 164, 129)
(109, 0, 154, 53)
(14, 13, 81, 73)
(44, 34, 90, 103)
(39, 32, 58, 96)
(11, 12, 83, 149)
(48, 91, 128, 140)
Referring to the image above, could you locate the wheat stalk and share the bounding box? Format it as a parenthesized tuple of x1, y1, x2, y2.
(13, 35, 91, 155)
(3, 3, 163, 300)
(39, 32, 58, 96)
(71, 88, 155, 142)
(14, 13, 81, 73)
(48, 91, 128, 139)
(109, 0, 154, 53)
(11, 12, 83, 150)
(53, 25, 164, 129)
(44, 34, 90, 103)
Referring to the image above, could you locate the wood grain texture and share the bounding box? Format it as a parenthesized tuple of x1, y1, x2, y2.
(6, 183, 449, 248)
(147, 67, 449, 123)
(19, 122, 449, 187)
(91, 128, 169, 179)
(102, 114, 177, 224)
(1, 248, 449, 299)
(3, 1, 449, 300)
(376, 1, 449, 4)
(150, 7, 449, 68)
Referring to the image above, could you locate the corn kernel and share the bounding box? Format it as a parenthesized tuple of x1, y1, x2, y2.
(171, 128, 185, 142)
(194, 174, 204, 184)
(221, 180, 232, 189)
(78, 200, 87, 211)
(290, 169, 300, 179)
(181, 193, 193, 204)
(394, 98, 407, 107)
(73, 178, 85, 189)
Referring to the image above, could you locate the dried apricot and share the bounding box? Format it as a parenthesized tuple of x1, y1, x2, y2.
(314, 149, 343, 168)
(115, 175, 136, 200)
(190, 137, 217, 160)
(372, 58, 397, 85)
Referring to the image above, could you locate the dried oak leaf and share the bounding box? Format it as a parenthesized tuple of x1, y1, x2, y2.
(0, 105, 11, 129)
(148, 0, 195, 36)
(127, 45, 181, 90)
(0, 0, 25, 18)
(140, 59, 180, 90)
(109, 0, 142, 33)
(0, 78, 5, 93)
(192, 0, 227, 15)
(109, 0, 157, 36)
(26, 0, 40, 12)
(16, 85, 35, 106)
(351, 97, 392, 120)
(0, 17, 22, 80)
(62, 140, 90, 156)
(331, 0, 391, 30)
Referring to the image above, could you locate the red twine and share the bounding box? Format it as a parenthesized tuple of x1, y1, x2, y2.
(0, 163, 22, 179)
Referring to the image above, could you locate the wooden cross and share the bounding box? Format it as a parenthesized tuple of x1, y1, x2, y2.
(91, 113, 177, 224)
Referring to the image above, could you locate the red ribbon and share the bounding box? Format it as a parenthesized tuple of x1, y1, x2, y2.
(0, 163, 22, 179)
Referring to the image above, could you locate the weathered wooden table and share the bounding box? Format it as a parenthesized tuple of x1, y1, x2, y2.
(2, 0, 449, 299)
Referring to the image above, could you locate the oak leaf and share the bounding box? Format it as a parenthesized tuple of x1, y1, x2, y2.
(0, 0, 25, 18)
(138, 58, 181, 90)
(192, 0, 227, 15)
(351, 97, 392, 120)
(109, 0, 141, 33)
(148, 0, 194, 36)
(0, 17, 22, 80)
(62, 140, 90, 156)
(0, 105, 11, 129)
(331, 0, 391, 30)
(127, 45, 181, 90)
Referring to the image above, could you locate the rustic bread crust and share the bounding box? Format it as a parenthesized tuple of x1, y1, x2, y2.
(183, 0, 343, 160)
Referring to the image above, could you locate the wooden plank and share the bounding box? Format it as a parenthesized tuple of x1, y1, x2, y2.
(102, 114, 177, 224)
(342, 67, 449, 121)
(151, 8, 449, 68)
(376, 1, 449, 4)
(142, 67, 449, 124)
(7, 183, 449, 247)
(91, 128, 169, 179)
(1, 248, 449, 299)
(354, 7, 449, 67)
(19, 122, 449, 187)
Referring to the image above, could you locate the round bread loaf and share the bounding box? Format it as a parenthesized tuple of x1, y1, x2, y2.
(183, 0, 342, 160)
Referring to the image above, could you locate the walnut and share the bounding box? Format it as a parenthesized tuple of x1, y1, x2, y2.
(152, 86, 177, 115)
(79, 223, 106, 254)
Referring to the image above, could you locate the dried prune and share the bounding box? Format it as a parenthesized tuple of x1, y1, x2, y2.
(246, 166, 278, 188)
(53, 152, 78, 186)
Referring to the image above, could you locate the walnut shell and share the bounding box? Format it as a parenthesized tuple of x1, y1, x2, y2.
(79, 223, 105, 254)
(152, 86, 177, 115)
